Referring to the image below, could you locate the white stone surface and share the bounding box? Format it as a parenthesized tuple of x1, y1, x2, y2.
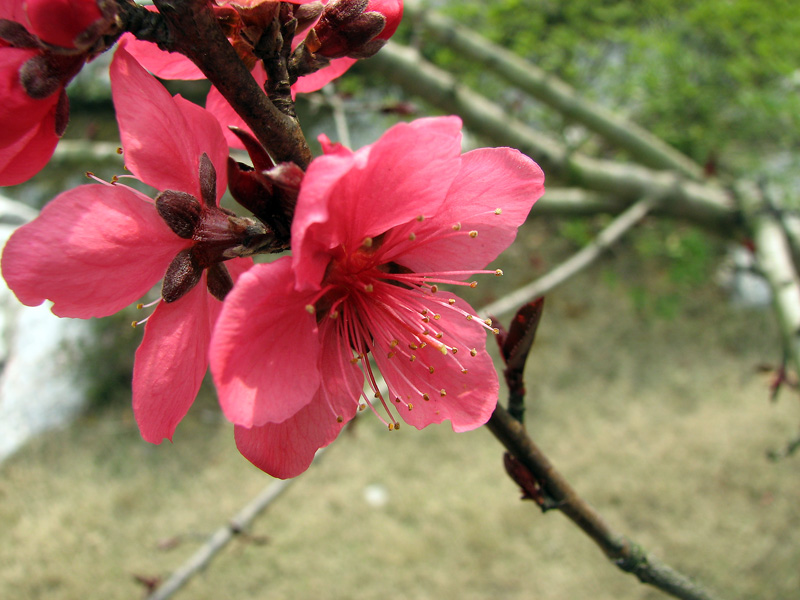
(0, 196, 90, 463)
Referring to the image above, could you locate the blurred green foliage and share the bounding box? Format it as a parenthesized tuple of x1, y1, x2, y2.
(427, 0, 800, 173)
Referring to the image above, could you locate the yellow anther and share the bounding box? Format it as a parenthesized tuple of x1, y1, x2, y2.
(336, 415, 343, 423)
(329, 310, 340, 319)
(419, 342, 427, 348)
(469, 281, 478, 288)
(409, 343, 419, 350)
(448, 298, 456, 305)
(461, 368, 468, 374)
(469, 230, 478, 238)
(430, 285, 438, 293)
(421, 308, 428, 315)
(116, 147, 123, 154)
(452, 222, 461, 231)
(495, 269, 504, 276)
(390, 339, 399, 347)
(305, 304, 315, 314)
(410, 355, 417, 362)
(429, 366, 435, 374)
(416, 215, 425, 222)
(387, 351, 395, 358)
(433, 314, 441, 320)
(452, 348, 459, 354)
(359, 404, 367, 411)
(422, 317, 430, 323)
(466, 315, 473, 321)
(484, 318, 493, 326)
(492, 328, 500, 334)
(131, 321, 138, 328)
(408, 404, 414, 411)
(388, 423, 394, 431)
(362, 237, 373, 248)
(494, 208, 502, 215)
(364, 284, 374, 293)
(136, 303, 144, 309)
(439, 389, 447, 397)
(470, 348, 477, 357)
(395, 397, 401, 403)
(422, 393, 430, 401)
(408, 233, 416, 241)
(435, 332, 443, 339)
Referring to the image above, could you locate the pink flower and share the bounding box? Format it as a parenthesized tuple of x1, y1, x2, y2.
(0, 0, 115, 185)
(1, 45, 258, 442)
(210, 116, 545, 478)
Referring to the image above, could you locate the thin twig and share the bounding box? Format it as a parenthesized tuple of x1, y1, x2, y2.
(144, 475, 297, 600)
(479, 195, 655, 319)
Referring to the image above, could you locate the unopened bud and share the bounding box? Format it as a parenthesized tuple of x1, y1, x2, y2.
(155, 190, 202, 239)
(310, 0, 403, 59)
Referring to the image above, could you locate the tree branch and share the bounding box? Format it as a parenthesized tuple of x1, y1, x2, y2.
(487, 404, 722, 600)
(405, 1, 705, 180)
(360, 42, 738, 236)
(152, 0, 312, 168)
(737, 181, 800, 379)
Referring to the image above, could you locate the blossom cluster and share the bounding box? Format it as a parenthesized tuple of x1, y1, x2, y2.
(0, 0, 544, 479)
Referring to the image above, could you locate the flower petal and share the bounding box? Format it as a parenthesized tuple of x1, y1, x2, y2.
(110, 45, 227, 199)
(233, 319, 362, 478)
(120, 33, 205, 80)
(133, 275, 216, 443)
(291, 57, 356, 95)
(1, 183, 186, 318)
(210, 257, 322, 427)
(292, 116, 464, 290)
(373, 294, 498, 431)
(0, 107, 58, 186)
(398, 147, 545, 275)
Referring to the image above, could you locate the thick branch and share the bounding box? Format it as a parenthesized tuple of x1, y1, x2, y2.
(405, 1, 705, 180)
(738, 181, 800, 378)
(360, 43, 739, 235)
(152, 0, 311, 168)
(487, 405, 721, 600)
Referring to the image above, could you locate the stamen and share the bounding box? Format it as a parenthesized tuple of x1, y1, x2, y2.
(494, 208, 502, 215)
(469, 230, 478, 238)
(452, 223, 461, 231)
(362, 237, 373, 248)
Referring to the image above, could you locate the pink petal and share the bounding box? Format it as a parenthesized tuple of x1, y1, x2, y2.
(0, 47, 58, 148)
(1, 183, 187, 318)
(133, 275, 216, 443)
(110, 45, 227, 199)
(205, 84, 250, 151)
(292, 57, 356, 95)
(372, 294, 499, 431)
(0, 108, 58, 186)
(210, 258, 322, 427)
(233, 321, 362, 478)
(398, 147, 545, 275)
(0, 0, 26, 21)
(292, 116, 464, 290)
(25, 0, 102, 49)
(120, 33, 205, 80)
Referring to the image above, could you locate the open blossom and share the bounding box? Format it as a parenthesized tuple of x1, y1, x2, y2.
(210, 116, 545, 478)
(1, 46, 260, 442)
(0, 0, 116, 185)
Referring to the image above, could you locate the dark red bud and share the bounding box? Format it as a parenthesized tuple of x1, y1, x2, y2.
(198, 153, 217, 208)
(162, 249, 203, 303)
(155, 190, 202, 239)
(0, 19, 40, 48)
(19, 53, 84, 99)
(207, 263, 234, 301)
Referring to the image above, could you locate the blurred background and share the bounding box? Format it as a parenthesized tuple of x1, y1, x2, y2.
(1, 1, 799, 598)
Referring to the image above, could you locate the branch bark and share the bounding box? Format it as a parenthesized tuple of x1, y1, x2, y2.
(151, 0, 312, 168)
(405, 1, 705, 180)
(486, 404, 722, 600)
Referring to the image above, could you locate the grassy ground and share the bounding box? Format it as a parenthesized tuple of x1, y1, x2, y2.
(1, 221, 799, 600)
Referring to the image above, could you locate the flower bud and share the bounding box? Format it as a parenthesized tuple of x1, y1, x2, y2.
(310, 0, 403, 59)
